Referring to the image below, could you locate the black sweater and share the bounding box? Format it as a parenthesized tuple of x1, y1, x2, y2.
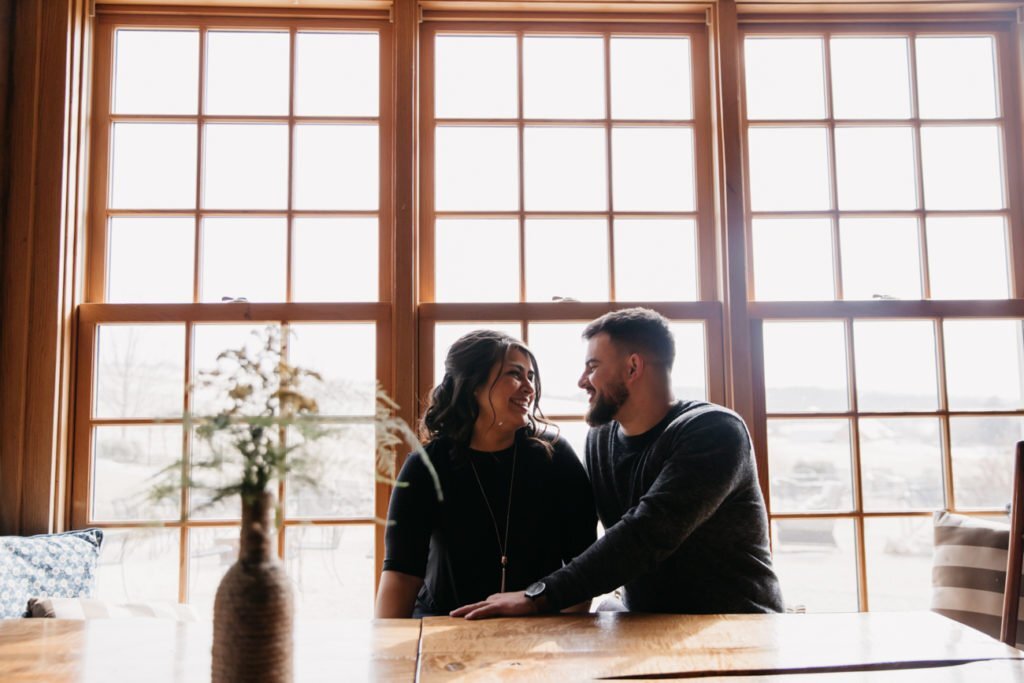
(383, 433, 597, 616)
(542, 401, 784, 614)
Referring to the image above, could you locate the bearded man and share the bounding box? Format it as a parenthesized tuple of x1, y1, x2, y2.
(452, 307, 784, 618)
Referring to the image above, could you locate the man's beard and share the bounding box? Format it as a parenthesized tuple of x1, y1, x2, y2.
(585, 381, 629, 427)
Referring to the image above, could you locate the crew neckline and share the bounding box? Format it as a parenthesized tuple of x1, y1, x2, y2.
(615, 401, 686, 451)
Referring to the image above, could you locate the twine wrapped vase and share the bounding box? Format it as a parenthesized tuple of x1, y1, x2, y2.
(212, 491, 294, 683)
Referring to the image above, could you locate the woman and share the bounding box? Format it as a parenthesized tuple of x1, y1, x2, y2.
(374, 330, 597, 617)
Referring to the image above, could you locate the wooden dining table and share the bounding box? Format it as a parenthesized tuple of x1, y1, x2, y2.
(1, 611, 1022, 681)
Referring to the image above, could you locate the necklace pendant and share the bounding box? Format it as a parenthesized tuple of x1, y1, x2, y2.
(501, 565, 507, 593)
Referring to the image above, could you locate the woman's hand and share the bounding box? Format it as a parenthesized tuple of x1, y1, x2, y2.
(374, 570, 424, 618)
(449, 591, 547, 619)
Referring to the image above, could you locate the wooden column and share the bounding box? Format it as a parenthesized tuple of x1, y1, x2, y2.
(711, 0, 767, 498)
(0, 0, 90, 535)
(379, 0, 419, 579)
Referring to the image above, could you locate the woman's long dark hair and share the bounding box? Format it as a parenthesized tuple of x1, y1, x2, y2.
(420, 330, 554, 456)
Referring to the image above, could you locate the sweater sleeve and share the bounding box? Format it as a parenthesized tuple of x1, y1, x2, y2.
(550, 437, 598, 564)
(381, 451, 440, 578)
(542, 411, 751, 610)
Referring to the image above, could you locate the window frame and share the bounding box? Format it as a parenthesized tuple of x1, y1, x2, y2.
(739, 18, 1024, 611)
(35, 2, 1024, 615)
(417, 18, 726, 424)
(74, 11, 396, 607)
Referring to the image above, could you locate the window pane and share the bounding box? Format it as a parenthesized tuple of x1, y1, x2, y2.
(292, 217, 378, 302)
(200, 217, 286, 303)
(916, 36, 998, 120)
(202, 124, 288, 210)
(436, 35, 517, 119)
(764, 321, 848, 413)
(435, 126, 518, 211)
(288, 524, 374, 619)
(527, 322, 589, 415)
(768, 419, 853, 513)
(834, 127, 917, 210)
(611, 127, 695, 211)
(864, 516, 934, 610)
(107, 217, 194, 303)
(744, 37, 826, 120)
(950, 416, 1024, 509)
(524, 127, 607, 210)
(772, 518, 858, 612)
(192, 324, 274, 415)
(943, 319, 1024, 411)
(926, 216, 1010, 300)
(525, 219, 608, 302)
(859, 418, 944, 511)
(435, 219, 519, 303)
(829, 37, 911, 120)
(113, 29, 198, 114)
(92, 425, 182, 522)
(553, 420, 589, 464)
(293, 124, 378, 210)
(753, 218, 834, 301)
(95, 324, 185, 419)
(614, 219, 697, 301)
(96, 528, 179, 604)
(920, 125, 1004, 210)
(110, 123, 196, 209)
(434, 323, 522, 390)
(748, 127, 831, 211)
(188, 527, 240, 615)
(523, 36, 604, 119)
(669, 322, 707, 402)
(839, 217, 921, 300)
(295, 32, 378, 117)
(610, 37, 692, 120)
(853, 320, 938, 412)
(288, 323, 377, 416)
(286, 424, 374, 518)
(205, 31, 289, 115)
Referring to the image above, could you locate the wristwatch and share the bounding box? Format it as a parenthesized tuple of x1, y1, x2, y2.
(524, 581, 547, 600)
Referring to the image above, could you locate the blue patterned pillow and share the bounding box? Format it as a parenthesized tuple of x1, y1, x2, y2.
(0, 529, 104, 618)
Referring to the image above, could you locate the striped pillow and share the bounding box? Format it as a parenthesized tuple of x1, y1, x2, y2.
(931, 511, 1023, 647)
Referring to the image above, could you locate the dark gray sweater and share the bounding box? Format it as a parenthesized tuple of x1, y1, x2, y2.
(542, 400, 784, 614)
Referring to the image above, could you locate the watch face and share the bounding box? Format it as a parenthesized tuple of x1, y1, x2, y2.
(525, 581, 546, 598)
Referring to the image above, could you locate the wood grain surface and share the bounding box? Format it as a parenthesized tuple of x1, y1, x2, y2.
(2, 612, 1022, 682)
(417, 612, 1024, 681)
(0, 618, 421, 683)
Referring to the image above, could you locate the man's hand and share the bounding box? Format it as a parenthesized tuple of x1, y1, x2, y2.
(449, 591, 545, 620)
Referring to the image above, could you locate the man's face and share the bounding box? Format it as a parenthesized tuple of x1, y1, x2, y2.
(578, 333, 630, 427)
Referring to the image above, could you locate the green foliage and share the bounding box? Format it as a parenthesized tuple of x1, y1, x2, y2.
(150, 325, 441, 519)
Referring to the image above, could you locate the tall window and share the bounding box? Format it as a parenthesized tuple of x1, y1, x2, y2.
(67, 6, 1024, 618)
(419, 20, 722, 454)
(742, 26, 1023, 611)
(76, 13, 392, 617)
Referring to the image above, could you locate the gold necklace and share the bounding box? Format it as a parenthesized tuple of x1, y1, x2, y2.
(467, 441, 517, 593)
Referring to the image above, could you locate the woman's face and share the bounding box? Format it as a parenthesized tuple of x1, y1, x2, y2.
(473, 347, 536, 441)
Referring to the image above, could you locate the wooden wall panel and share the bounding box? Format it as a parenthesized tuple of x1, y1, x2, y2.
(0, 0, 12, 246)
(0, 0, 89, 535)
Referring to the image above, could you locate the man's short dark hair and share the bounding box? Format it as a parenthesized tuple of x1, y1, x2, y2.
(582, 307, 675, 370)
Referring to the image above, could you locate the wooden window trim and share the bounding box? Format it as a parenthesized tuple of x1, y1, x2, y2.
(5, 0, 1024, 614)
(739, 19, 1024, 611)
(75, 11, 398, 601)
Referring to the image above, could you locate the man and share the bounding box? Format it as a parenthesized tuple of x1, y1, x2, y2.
(451, 307, 784, 618)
